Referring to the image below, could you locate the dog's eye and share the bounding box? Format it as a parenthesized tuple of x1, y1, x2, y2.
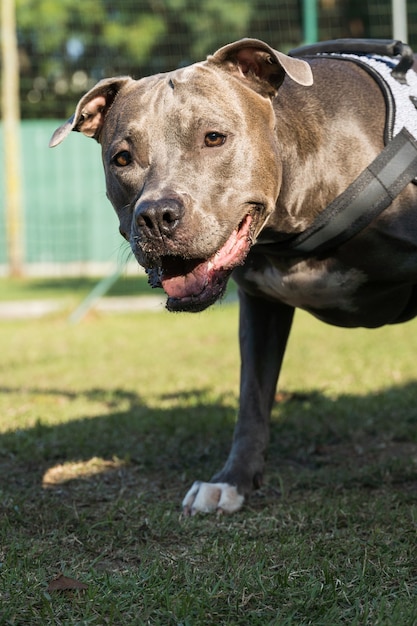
(113, 150, 132, 167)
(204, 132, 226, 148)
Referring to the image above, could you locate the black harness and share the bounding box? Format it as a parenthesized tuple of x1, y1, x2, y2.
(253, 39, 417, 258)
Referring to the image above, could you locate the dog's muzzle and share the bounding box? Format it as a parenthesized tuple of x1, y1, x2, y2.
(144, 213, 254, 313)
(133, 198, 184, 245)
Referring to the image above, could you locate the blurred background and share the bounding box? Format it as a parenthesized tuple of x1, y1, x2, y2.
(0, 0, 414, 279)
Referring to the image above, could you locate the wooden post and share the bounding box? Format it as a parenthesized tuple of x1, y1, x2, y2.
(1, 0, 24, 277)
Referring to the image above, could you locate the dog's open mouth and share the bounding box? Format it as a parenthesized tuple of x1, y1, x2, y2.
(148, 213, 253, 312)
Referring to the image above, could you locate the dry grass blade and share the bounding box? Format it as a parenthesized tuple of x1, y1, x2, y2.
(47, 573, 88, 592)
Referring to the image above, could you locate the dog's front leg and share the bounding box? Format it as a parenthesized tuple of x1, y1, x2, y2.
(182, 291, 295, 515)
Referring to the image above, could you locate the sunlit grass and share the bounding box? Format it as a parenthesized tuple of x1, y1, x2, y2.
(0, 279, 416, 624)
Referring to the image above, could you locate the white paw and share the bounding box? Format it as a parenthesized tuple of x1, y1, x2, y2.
(182, 481, 244, 515)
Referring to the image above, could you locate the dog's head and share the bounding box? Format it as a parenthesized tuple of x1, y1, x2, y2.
(50, 39, 312, 312)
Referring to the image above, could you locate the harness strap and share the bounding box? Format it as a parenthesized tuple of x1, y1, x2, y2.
(289, 39, 415, 84)
(254, 127, 417, 257)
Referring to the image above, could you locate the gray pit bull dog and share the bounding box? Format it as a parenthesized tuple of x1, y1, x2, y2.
(51, 38, 417, 515)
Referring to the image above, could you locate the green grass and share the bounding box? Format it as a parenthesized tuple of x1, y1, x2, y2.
(0, 278, 416, 625)
(0, 274, 151, 301)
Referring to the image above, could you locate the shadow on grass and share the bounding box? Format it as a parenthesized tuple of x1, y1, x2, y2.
(0, 386, 234, 499)
(0, 381, 416, 508)
(1, 382, 416, 626)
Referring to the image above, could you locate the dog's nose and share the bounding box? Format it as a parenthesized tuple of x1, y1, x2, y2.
(134, 198, 184, 239)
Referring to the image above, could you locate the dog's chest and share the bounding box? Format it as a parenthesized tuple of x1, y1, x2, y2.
(243, 259, 367, 312)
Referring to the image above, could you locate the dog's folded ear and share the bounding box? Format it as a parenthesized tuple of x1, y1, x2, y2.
(209, 38, 313, 95)
(49, 76, 132, 147)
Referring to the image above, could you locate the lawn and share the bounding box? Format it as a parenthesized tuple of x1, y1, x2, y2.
(0, 278, 416, 625)
(0, 274, 152, 301)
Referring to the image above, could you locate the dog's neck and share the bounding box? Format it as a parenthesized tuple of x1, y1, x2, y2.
(269, 60, 386, 235)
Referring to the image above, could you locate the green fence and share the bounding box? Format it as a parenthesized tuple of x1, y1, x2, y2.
(0, 121, 124, 274)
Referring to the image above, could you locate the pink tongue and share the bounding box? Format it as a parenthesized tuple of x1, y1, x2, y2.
(161, 260, 209, 299)
(160, 214, 252, 299)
